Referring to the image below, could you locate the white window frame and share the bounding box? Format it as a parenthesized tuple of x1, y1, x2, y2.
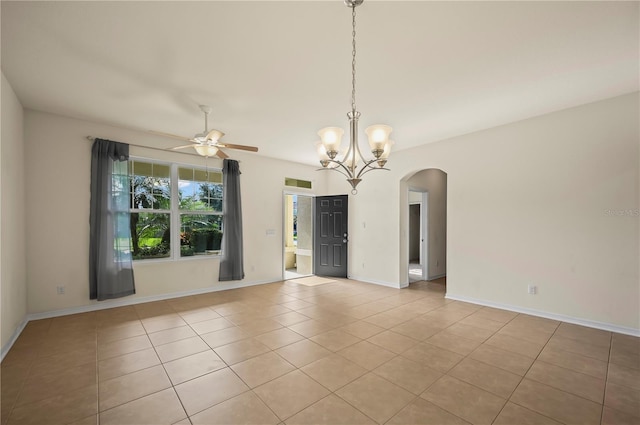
(130, 156, 223, 262)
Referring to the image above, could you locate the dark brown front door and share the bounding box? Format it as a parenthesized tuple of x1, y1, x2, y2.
(314, 195, 348, 278)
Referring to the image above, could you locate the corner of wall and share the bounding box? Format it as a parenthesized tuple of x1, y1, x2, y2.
(1, 72, 29, 354)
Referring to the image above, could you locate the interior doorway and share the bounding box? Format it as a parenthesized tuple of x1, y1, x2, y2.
(283, 193, 314, 280)
(409, 190, 427, 282)
(406, 169, 447, 284)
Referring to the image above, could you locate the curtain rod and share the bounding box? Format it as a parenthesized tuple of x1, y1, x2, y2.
(86, 136, 219, 159)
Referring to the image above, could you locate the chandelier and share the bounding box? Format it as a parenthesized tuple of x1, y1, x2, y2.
(316, 0, 393, 195)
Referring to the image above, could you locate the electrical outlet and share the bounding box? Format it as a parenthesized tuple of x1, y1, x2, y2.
(56, 285, 65, 295)
(527, 285, 537, 295)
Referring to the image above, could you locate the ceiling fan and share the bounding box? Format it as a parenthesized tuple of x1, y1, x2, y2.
(151, 105, 259, 158)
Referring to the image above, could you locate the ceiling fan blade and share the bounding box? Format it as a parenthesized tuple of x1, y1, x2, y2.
(205, 129, 225, 141)
(170, 144, 199, 150)
(215, 149, 229, 159)
(217, 143, 259, 152)
(148, 130, 191, 141)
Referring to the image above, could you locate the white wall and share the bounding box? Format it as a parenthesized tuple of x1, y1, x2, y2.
(1, 73, 28, 352)
(24, 110, 329, 314)
(408, 191, 422, 203)
(351, 93, 639, 332)
(408, 169, 447, 279)
(14, 92, 640, 334)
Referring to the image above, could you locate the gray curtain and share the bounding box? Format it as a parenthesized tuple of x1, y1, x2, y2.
(89, 138, 136, 300)
(219, 159, 245, 281)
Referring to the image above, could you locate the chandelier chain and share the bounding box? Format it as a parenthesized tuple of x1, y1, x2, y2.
(351, 5, 357, 113)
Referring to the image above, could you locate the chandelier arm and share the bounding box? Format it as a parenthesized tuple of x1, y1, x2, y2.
(355, 159, 388, 178)
(331, 159, 358, 179)
(318, 163, 353, 180)
(356, 163, 390, 179)
(356, 162, 377, 178)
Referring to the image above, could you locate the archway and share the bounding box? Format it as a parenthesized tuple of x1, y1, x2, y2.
(399, 168, 448, 288)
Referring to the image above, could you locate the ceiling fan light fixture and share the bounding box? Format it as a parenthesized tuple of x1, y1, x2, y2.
(194, 145, 219, 157)
(163, 105, 258, 157)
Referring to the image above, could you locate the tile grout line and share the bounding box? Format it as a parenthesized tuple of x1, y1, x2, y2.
(98, 307, 181, 421)
(489, 312, 559, 425)
(95, 323, 100, 425)
(415, 309, 515, 425)
(503, 318, 611, 425)
(151, 333, 191, 424)
(168, 299, 292, 421)
(601, 331, 614, 425)
(2, 339, 37, 425)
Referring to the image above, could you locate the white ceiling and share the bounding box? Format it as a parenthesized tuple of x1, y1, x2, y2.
(2, 1, 638, 165)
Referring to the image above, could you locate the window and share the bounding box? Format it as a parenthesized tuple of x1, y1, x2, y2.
(128, 159, 223, 261)
(178, 166, 223, 257)
(285, 177, 312, 189)
(130, 160, 171, 260)
(112, 160, 134, 260)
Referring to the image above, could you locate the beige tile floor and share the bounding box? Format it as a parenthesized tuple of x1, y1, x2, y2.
(1, 278, 639, 425)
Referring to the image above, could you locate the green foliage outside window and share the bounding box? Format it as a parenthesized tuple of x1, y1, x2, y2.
(130, 161, 171, 260)
(178, 167, 223, 257)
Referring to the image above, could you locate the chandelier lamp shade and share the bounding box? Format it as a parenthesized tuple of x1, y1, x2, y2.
(316, 0, 393, 194)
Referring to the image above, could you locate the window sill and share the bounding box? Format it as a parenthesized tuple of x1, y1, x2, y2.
(133, 253, 221, 265)
(180, 252, 222, 260)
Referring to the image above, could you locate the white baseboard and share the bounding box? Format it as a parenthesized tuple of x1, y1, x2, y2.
(1, 316, 28, 362)
(446, 293, 640, 337)
(347, 275, 400, 289)
(28, 278, 279, 321)
(427, 273, 446, 281)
